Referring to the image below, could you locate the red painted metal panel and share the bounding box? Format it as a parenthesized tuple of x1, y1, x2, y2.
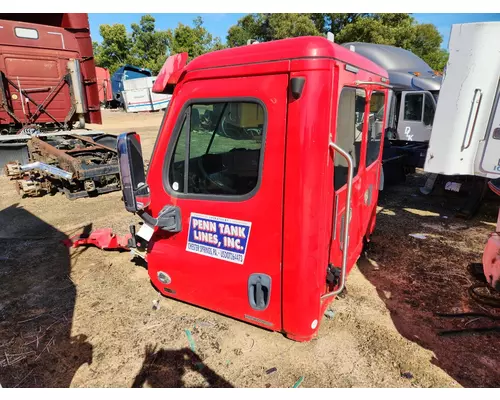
(152, 52, 188, 94)
(186, 36, 387, 78)
(146, 73, 289, 331)
(280, 67, 334, 341)
(0, 13, 101, 129)
(96, 67, 112, 103)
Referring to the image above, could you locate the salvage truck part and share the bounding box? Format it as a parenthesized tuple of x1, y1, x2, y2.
(0, 13, 123, 199)
(4, 132, 120, 199)
(113, 36, 390, 342)
(63, 228, 132, 251)
(0, 14, 113, 184)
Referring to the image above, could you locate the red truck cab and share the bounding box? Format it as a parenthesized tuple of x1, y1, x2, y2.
(118, 36, 390, 342)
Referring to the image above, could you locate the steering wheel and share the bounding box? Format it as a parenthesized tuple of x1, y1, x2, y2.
(197, 155, 238, 194)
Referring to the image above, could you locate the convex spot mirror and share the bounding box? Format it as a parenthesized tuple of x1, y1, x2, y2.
(117, 132, 150, 212)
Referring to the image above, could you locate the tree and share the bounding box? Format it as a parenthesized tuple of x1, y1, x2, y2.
(336, 14, 448, 70)
(267, 13, 320, 40)
(410, 24, 449, 71)
(226, 13, 449, 71)
(309, 13, 368, 35)
(227, 14, 321, 47)
(93, 23, 133, 74)
(333, 14, 415, 47)
(130, 15, 169, 73)
(226, 14, 264, 47)
(226, 13, 370, 47)
(166, 17, 225, 61)
(93, 15, 225, 74)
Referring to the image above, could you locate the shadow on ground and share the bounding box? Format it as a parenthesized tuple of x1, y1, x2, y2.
(0, 204, 93, 387)
(132, 345, 233, 388)
(358, 174, 500, 387)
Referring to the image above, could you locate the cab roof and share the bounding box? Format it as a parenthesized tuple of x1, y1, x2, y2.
(186, 36, 388, 78)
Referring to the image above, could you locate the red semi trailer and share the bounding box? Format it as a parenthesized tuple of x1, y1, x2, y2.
(96, 66, 112, 106)
(0, 14, 121, 199)
(114, 36, 390, 342)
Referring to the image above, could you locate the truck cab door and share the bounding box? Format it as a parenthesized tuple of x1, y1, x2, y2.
(363, 90, 387, 229)
(398, 91, 436, 142)
(145, 73, 288, 331)
(328, 77, 388, 292)
(330, 86, 367, 277)
(479, 87, 500, 176)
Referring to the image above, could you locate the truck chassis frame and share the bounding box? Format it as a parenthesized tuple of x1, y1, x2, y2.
(3, 130, 120, 200)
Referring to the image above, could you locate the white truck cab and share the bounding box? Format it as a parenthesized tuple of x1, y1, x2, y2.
(424, 22, 500, 179)
(343, 42, 442, 144)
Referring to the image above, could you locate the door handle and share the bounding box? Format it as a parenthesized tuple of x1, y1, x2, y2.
(256, 281, 264, 308)
(462, 89, 482, 151)
(248, 274, 271, 311)
(323, 139, 354, 299)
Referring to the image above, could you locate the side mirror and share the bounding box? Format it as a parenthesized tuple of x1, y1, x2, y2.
(117, 132, 150, 212)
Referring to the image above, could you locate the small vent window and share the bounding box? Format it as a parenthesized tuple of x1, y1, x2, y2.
(15, 27, 39, 40)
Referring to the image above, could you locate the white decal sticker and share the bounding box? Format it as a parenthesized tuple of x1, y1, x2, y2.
(186, 212, 252, 265)
(137, 223, 154, 241)
(404, 126, 413, 141)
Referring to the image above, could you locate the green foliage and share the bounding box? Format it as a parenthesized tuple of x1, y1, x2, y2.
(166, 16, 225, 61)
(93, 14, 449, 74)
(226, 14, 264, 47)
(93, 15, 224, 74)
(267, 13, 320, 39)
(226, 13, 449, 71)
(130, 15, 169, 73)
(334, 14, 416, 48)
(93, 23, 133, 74)
(226, 13, 321, 47)
(309, 13, 368, 35)
(410, 23, 449, 71)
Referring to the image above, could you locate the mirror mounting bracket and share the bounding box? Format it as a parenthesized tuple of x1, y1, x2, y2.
(138, 205, 182, 233)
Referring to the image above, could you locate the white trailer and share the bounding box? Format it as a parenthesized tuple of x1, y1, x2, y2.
(121, 76, 172, 113)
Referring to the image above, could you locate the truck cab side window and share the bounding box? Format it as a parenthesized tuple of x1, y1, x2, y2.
(169, 113, 189, 192)
(404, 93, 423, 121)
(334, 87, 365, 190)
(423, 92, 435, 126)
(168, 101, 265, 196)
(366, 91, 386, 167)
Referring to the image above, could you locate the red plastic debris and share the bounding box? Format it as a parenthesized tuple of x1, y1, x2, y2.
(62, 228, 131, 251)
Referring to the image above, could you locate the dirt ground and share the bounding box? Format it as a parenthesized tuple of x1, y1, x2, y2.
(1, 109, 499, 388)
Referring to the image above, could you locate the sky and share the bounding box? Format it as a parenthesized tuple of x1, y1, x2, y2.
(88, 13, 500, 49)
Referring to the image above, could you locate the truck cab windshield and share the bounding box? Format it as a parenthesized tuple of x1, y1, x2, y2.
(168, 101, 264, 196)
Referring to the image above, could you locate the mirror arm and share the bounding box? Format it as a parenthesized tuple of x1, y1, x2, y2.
(137, 205, 182, 233)
(137, 210, 157, 226)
